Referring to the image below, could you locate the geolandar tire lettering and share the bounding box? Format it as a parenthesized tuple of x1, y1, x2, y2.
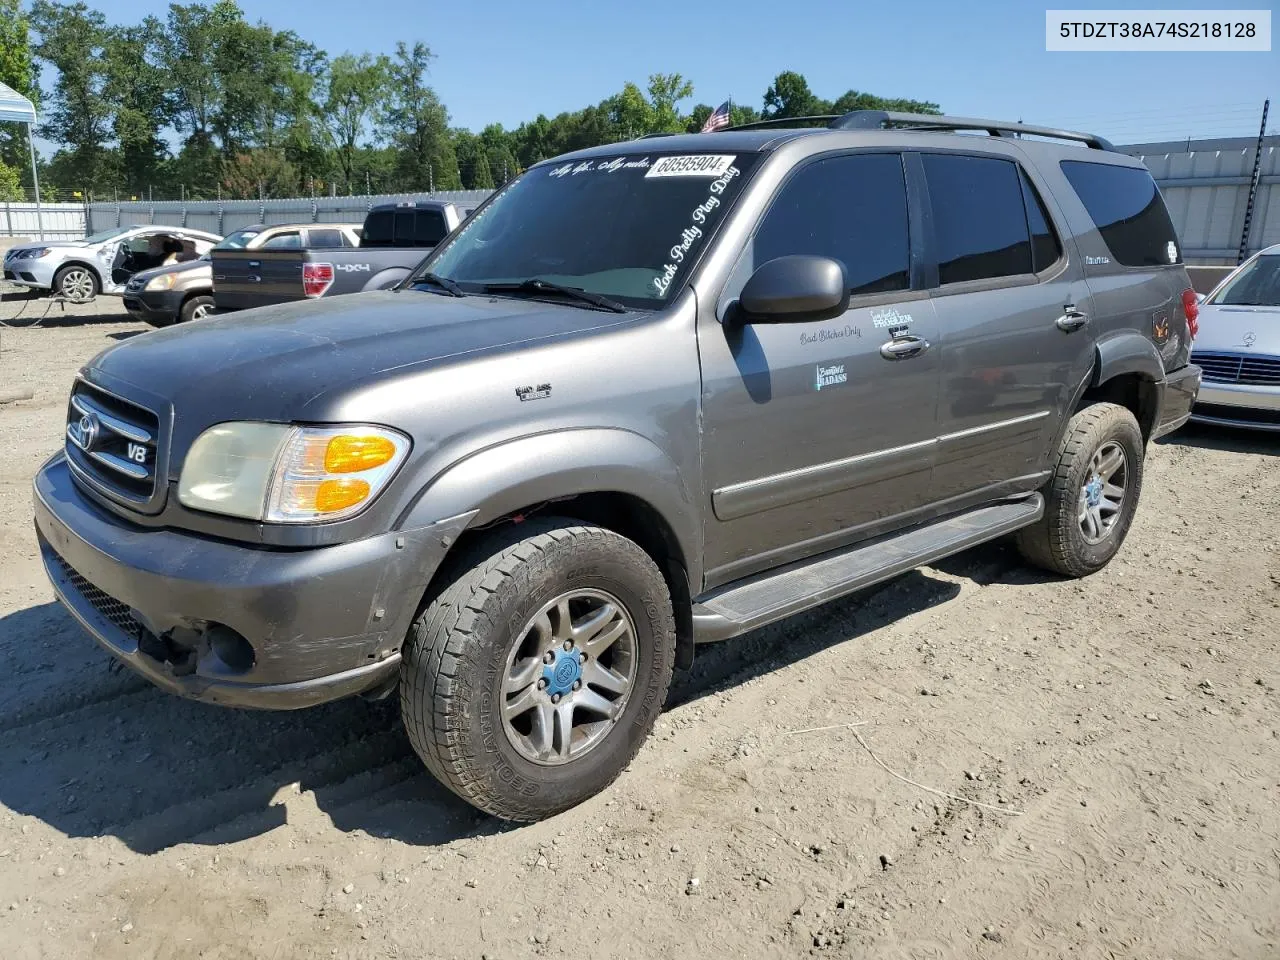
(1016, 402, 1145, 578)
(399, 518, 676, 822)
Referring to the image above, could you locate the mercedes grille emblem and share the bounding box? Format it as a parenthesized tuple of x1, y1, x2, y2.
(78, 413, 99, 450)
(1242, 332, 1256, 347)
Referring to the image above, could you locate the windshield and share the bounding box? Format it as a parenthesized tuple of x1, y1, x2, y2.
(214, 229, 261, 250)
(413, 151, 763, 308)
(1211, 255, 1280, 307)
(82, 226, 133, 244)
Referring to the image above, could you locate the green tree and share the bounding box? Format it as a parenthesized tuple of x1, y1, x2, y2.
(380, 41, 458, 191)
(221, 147, 296, 199)
(647, 73, 693, 133)
(0, 0, 39, 179)
(830, 89, 941, 115)
(762, 71, 827, 118)
(324, 52, 389, 193)
(29, 0, 115, 193)
(104, 20, 171, 198)
(157, 0, 242, 153)
(0, 158, 22, 200)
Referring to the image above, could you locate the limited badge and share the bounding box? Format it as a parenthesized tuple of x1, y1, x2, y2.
(1152, 311, 1170, 345)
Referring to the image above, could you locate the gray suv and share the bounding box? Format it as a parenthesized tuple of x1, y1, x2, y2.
(33, 111, 1201, 821)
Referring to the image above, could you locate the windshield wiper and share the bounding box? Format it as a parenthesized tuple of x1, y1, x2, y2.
(482, 278, 627, 313)
(415, 272, 466, 297)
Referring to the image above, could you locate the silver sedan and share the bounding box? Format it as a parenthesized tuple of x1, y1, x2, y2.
(1190, 243, 1280, 431)
(3, 225, 220, 301)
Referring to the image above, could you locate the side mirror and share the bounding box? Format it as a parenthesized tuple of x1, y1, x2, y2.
(736, 255, 849, 323)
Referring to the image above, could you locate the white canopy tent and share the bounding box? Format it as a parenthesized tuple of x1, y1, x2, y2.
(0, 80, 43, 239)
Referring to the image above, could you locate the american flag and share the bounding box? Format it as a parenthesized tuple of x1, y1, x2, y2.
(701, 101, 731, 133)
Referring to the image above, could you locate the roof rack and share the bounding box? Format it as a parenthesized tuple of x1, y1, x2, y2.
(638, 132, 677, 139)
(723, 115, 840, 131)
(827, 110, 1117, 151)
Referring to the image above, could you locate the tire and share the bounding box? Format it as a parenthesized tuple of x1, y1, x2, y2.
(179, 294, 215, 324)
(1016, 402, 1144, 578)
(53, 264, 99, 302)
(400, 518, 676, 821)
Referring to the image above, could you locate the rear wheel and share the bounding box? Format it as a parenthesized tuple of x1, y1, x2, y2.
(400, 519, 676, 821)
(179, 294, 215, 324)
(1017, 402, 1144, 578)
(53, 265, 98, 302)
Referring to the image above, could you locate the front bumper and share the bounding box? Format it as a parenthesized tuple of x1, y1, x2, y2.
(34, 454, 474, 709)
(1151, 363, 1201, 440)
(2, 256, 56, 290)
(1190, 379, 1280, 431)
(123, 287, 182, 325)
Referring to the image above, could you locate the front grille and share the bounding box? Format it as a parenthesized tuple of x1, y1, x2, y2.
(1192, 351, 1280, 386)
(65, 380, 161, 503)
(53, 554, 141, 637)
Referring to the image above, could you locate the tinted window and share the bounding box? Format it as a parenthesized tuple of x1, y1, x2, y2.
(308, 228, 344, 248)
(393, 212, 414, 246)
(923, 154, 1032, 284)
(754, 153, 909, 295)
(1061, 160, 1181, 267)
(1020, 170, 1063, 272)
(261, 232, 301, 250)
(362, 210, 393, 246)
(414, 210, 448, 246)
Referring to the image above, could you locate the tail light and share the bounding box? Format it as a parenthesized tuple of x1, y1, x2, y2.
(303, 262, 334, 298)
(1181, 288, 1199, 340)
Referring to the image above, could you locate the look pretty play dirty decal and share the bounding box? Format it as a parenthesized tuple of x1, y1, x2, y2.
(653, 159, 741, 297)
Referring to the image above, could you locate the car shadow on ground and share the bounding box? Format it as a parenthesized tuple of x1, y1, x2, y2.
(0, 545, 1018, 855)
(1159, 422, 1280, 457)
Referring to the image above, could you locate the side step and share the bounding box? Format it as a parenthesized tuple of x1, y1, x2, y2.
(691, 495, 1043, 644)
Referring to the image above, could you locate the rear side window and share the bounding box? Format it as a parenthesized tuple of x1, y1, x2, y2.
(308, 228, 344, 248)
(261, 232, 301, 250)
(414, 210, 448, 246)
(754, 153, 910, 296)
(362, 210, 393, 246)
(922, 154, 1032, 284)
(1060, 160, 1181, 266)
(1019, 170, 1063, 272)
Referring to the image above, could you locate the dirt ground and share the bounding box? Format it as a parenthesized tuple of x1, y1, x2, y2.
(0, 291, 1277, 960)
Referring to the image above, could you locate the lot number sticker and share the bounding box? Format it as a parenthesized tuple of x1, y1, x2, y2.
(645, 155, 737, 178)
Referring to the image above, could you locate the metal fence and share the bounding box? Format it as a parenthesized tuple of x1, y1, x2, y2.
(1123, 135, 1279, 264)
(82, 191, 494, 237)
(1, 201, 87, 239)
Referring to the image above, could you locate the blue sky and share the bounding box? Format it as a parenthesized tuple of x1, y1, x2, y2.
(35, 0, 1280, 146)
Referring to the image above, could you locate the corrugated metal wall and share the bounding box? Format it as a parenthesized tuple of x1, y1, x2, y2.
(1, 201, 87, 239)
(82, 191, 495, 238)
(1124, 135, 1279, 264)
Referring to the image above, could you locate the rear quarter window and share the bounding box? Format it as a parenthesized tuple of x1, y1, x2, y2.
(1060, 160, 1181, 267)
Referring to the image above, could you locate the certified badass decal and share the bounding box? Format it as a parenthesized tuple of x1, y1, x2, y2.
(645, 155, 737, 178)
(815, 363, 848, 391)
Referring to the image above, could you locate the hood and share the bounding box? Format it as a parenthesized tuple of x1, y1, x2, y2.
(1193, 303, 1280, 354)
(87, 289, 641, 437)
(127, 258, 211, 286)
(5, 239, 93, 257)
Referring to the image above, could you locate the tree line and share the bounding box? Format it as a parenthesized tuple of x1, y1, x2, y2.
(0, 0, 941, 202)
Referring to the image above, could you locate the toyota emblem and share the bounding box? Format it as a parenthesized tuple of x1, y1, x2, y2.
(78, 413, 99, 449)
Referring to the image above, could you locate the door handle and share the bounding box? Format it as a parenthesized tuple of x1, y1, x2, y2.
(880, 335, 931, 361)
(1056, 308, 1089, 332)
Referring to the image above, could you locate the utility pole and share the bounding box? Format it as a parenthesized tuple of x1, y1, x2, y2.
(1237, 98, 1270, 265)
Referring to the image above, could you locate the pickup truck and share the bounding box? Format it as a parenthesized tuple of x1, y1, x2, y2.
(211, 200, 474, 312)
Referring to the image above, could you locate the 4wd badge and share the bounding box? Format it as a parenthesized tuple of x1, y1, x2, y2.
(1152, 311, 1170, 346)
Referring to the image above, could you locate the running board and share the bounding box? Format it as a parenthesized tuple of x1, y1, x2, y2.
(691, 495, 1043, 644)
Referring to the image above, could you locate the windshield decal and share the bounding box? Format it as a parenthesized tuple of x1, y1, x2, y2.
(652, 163, 742, 297)
(547, 156, 652, 178)
(645, 154, 737, 179)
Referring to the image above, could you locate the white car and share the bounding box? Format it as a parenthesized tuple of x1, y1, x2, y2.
(3, 225, 221, 301)
(1190, 243, 1280, 431)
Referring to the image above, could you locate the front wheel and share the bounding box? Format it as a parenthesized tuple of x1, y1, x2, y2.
(400, 519, 676, 821)
(1016, 402, 1144, 578)
(179, 294, 215, 324)
(53, 265, 98, 302)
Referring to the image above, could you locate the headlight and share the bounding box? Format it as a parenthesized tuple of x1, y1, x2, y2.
(178, 422, 410, 523)
(27, 248, 51, 259)
(145, 272, 177, 291)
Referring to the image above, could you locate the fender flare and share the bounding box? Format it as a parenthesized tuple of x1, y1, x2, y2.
(398, 427, 702, 583)
(1091, 330, 1164, 387)
(364, 266, 411, 291)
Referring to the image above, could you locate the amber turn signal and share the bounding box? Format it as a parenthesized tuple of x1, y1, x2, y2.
(324, 434, 398, 474)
